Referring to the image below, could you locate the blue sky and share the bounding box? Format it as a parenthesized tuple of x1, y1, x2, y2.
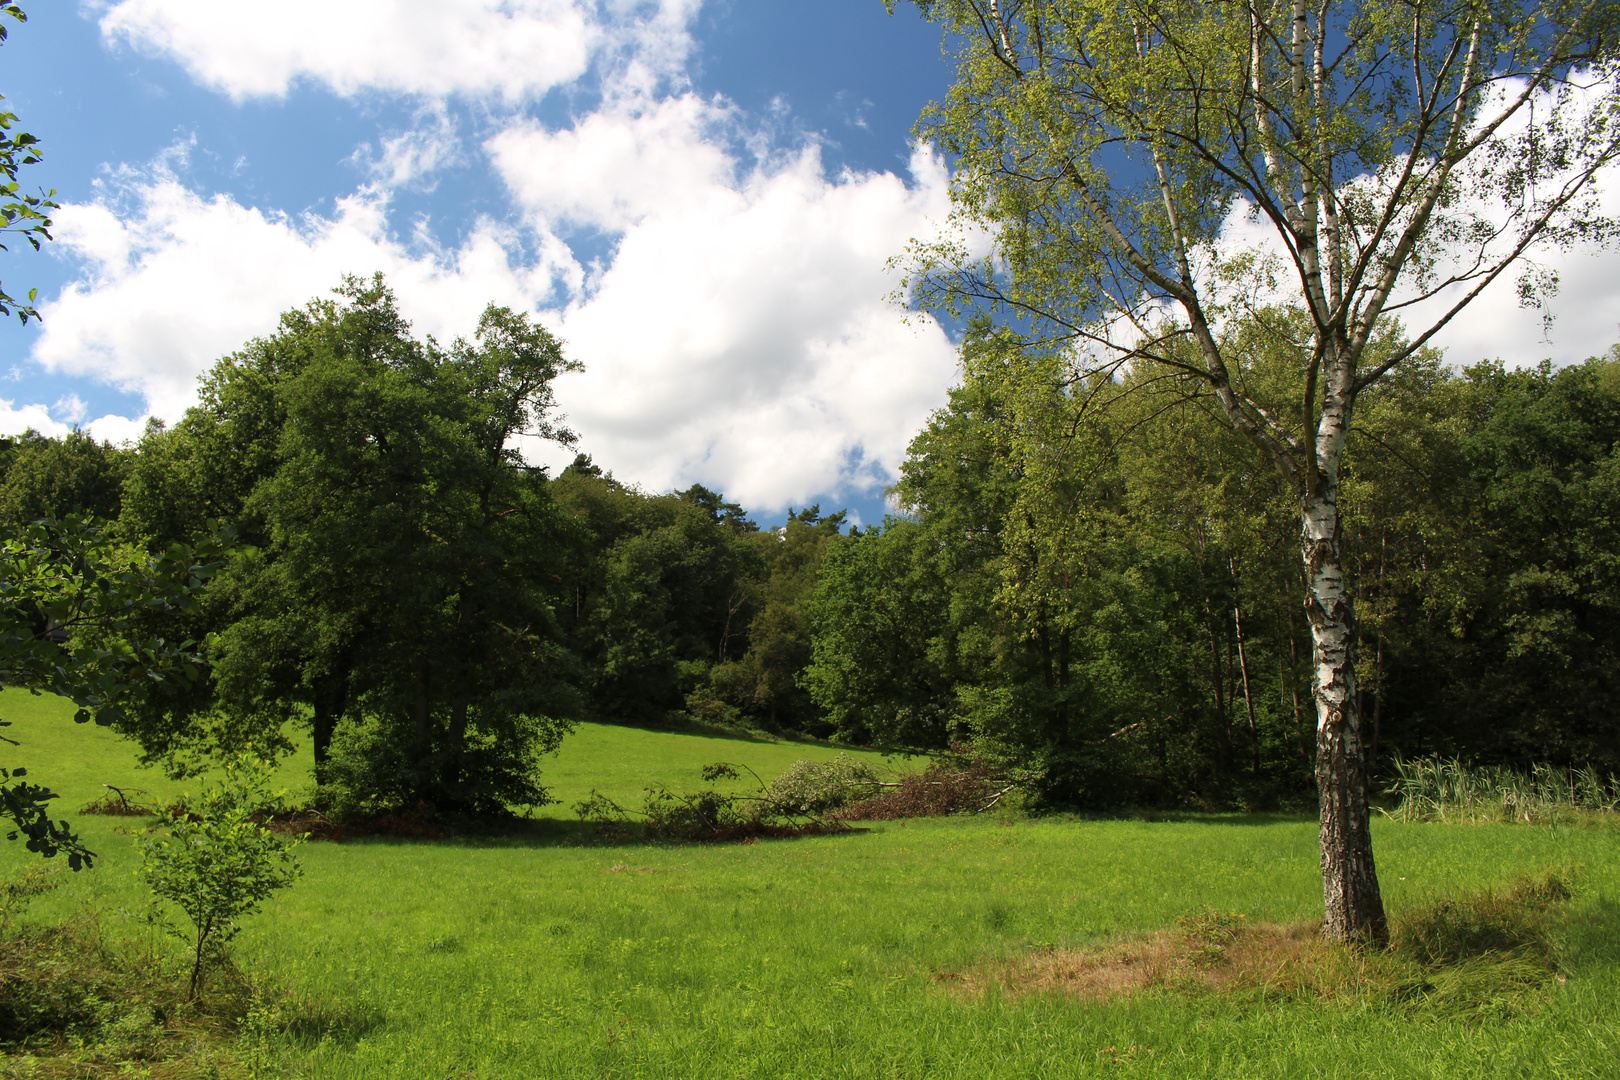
(2, 1, 1617, 530)
(0, 0, 961, 528)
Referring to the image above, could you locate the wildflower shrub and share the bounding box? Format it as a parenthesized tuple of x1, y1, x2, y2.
(139, 754, 303, 999)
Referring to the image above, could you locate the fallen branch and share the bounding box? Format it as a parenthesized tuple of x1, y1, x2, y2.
(976, 783, 1020, 813)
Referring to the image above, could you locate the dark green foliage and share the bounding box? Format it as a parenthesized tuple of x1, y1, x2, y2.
(0, 429, 131, 528)
(321, 709, 559, 818)
(806, 324, 1620, 809)
(712, 505, 846, 734)
(1360, 357, 1620, 771)
(553, 464, 765, 726)
(115, 277, 581, 816)
(551, 464, 850, 737)
(804, 519, 961, 747)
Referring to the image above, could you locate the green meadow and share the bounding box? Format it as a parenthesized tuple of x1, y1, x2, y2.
(4, 690, 1618, 1079)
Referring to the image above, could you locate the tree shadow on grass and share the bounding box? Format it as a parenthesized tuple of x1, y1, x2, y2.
(587, 715, 846, 748)
(325, 815, 874, 850)
(271, 996, 388, 1051)
(325, 808, 1320, 850)
(1065, 810, 1318, 828)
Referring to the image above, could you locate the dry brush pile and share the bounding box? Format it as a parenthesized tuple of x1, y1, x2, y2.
(574, 752, 1018, 841)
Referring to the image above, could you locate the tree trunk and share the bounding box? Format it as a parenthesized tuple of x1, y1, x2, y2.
(309, 668, 349, 787)
(1301, 485, 1387, 945)
(444, 688, 470, 805)
(412, 657, 432, 754)
(1233, 602, 1259, 780)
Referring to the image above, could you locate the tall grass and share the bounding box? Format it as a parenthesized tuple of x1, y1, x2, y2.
(1386, 755, 1620, 823)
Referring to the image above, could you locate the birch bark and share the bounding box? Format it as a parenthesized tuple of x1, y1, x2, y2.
(1303, 358, 1386, 942)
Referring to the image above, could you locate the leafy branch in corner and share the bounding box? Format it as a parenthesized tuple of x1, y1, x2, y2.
(0, 3, 56, 325)
(0, 515, 232, 868)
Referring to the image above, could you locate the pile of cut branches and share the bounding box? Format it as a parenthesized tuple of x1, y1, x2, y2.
(575, 752, 1021, 840)
(834, 760, 1015, 821)
(575, 763, 856, 842)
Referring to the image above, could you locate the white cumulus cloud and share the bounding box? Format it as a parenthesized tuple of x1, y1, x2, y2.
(33, 125, 956, 510)
(29, 2, 960, 511)
(492, 92, 957, 505)
(35, 165, 578, 421)
(97, 0, 600, 101)
(545, 145, 958, 507)
(488, 93, 737, 232)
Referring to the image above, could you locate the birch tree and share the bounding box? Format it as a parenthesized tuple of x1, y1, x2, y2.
(892, 0, 1620, 942)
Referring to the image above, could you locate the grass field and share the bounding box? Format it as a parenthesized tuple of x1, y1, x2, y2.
(3, 691, 1618, 1078)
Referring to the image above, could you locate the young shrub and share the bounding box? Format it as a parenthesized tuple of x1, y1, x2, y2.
(138, 754, 303, 1000)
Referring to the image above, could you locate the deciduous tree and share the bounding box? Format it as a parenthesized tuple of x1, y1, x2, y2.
(894, 0, 1620, 943)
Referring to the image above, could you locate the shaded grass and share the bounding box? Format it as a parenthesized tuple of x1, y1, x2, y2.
(0, 910, 252, 1076)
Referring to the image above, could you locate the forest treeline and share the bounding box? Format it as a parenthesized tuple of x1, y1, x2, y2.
(5, 281, 1617, 813)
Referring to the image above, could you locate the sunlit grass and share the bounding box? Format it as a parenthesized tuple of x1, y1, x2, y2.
(2, 691, 1617, 1078)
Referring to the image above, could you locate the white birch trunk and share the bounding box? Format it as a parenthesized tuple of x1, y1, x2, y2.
(1303, 385, 1388, 944)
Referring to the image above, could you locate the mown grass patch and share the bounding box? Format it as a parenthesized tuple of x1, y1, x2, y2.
(942, 868, 1580, 1020)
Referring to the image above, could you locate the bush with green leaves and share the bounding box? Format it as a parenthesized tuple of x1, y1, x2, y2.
(762, 754, 881, 816)
(317, 710, 560, 820)
(138, 754, 301, 999)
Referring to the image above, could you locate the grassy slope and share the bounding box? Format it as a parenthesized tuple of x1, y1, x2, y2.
(0, 688, 895, 817)
(4, 691, 1618, 1079)
(532, 721, 909, 818)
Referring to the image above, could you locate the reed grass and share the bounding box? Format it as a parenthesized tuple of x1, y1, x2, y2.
(1385, 755, 1620, 824)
